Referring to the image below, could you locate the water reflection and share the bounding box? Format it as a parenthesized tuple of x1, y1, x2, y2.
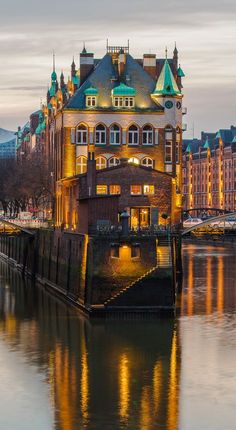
(0, 262, 180, 430)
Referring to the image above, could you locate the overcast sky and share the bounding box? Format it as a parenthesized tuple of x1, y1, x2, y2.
(0, 0, 236, 138)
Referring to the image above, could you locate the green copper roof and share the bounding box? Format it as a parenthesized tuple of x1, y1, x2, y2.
(49, 83, 56, 97)
(177, 66, 185, 78)
(232, 135, 236, 143)
(186, 144, 191, 153)
(84, 86, 98, 96)
(112, 83, 136, 97)
(72, 75, 79, 85)
(153, 59, 181, 96)
(203, 138, 210, 149)
(216, 131, 221, 139)
(51, 70, 57, 82)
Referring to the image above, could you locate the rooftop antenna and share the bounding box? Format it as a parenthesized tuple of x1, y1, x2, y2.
(53, 50, 55, 72)
(106, 38, 109, 52)
(165, 46, 168, 59)
(192, 121, 195, 139)
(128, 39, 130, 52)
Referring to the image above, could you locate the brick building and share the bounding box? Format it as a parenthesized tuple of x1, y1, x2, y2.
(182, 126, 236, 212)
(43, 42, 186, 230)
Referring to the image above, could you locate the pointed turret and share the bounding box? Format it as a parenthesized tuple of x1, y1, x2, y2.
(173, 43, 178, 68)
(186, 144, 191, 153)
(152, 59, 181, 97)
(203, 137, 210, 150)
(71, 57, 76, 78)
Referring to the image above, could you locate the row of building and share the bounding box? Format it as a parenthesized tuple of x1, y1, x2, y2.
(11, 41, 236, 231)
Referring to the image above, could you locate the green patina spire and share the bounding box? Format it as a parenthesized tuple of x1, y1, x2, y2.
(216, 131, 221, 139)
(177, 65, 185, 78)
(203, 137, 210, 149)
(186, 144, 191, 153)
(153, 59, 181, 96)
(232, 135, 236, 143)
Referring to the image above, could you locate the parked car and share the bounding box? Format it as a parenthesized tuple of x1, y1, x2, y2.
(183, 218, 203, 228)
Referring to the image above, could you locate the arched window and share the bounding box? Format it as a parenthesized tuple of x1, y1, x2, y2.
(128, 125, 139, 145)
(165, 141, 172, 163)
(95, 124, 106, 145)
(142, 125, 153, 145)
(110, 124, 121, 145)
(76, 124, 88, 145)
(96, 156, 107, 170)
(109, 157, 120, 167)
(128, 157, 140, 165)
(76, 156, 87, 174)
(141, 157, 153, 168)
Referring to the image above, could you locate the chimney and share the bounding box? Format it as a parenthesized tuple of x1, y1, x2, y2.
(80, 47, 94, 86)
(143, 54, 157, 80)
(87, 151, 96, 197)
(118, 49, 126, 80)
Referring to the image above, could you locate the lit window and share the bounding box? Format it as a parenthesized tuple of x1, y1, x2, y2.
(142, 125, 153, 145)
(165, 140, 172, 163)
(86, 96, 97, 107)
(109, 157, 120, 167)
(114, 97, 123, 107)
(128, 157, 140, 165)
(128, 125, 139, 145)
(96, 185, 108, 195)
(124, 97, 134, 108)
(96, 156, 107, 170)
(110, 185, 121, 194)
(141, 157, 153, 168)
(95, 124, 106, 144)
(130, 185, 142, 195)
(110, 124, 121, 144)
(143, 185, 154, 194)
(76, 124, 88, 144)
(76, 156, 87, 174)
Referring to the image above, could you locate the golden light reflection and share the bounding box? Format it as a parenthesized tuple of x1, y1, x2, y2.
(167, 330, 178, 430)
(152, 361, 162, 414)
(140, 386, 152, 430)
(54, 344, 73, 430)
(81, 339, 89, 423)
(119, 353, 130, 421)
(206, 257, 212, 315)
(187, 253, 194, 316)
(217, 256, 224, 318)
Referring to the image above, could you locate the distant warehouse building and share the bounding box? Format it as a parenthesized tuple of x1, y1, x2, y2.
(0, 128, 17, 159)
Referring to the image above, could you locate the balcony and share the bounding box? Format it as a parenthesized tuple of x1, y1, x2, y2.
(182, 107, 187, 115)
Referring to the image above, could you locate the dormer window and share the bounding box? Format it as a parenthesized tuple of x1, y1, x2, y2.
(84, 86, 98, 108)
(112, 83, 136, 109)
(86, 96, 97, 107)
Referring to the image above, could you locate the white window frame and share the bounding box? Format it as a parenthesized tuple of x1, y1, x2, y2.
(96, 156, 107, 170)
(108, 157, 120, 167)
(110, 125, 121, 145)
(95, 124, 106, 145)
(76, 125, 88, 145)
(142, 125, 153, 145)
(76, 156, 87, 174)
(113, 97, 123, 108)
(124, 97, 134, 108)
(141, 157, 153, 168)
(165, 140, 172, 163)
(128, 126, 139, 145)
(86, 96, 97, 108)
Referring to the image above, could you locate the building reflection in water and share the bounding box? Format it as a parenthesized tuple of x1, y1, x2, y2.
(0, 260, 181, 430)
(181, 244, 229, 318)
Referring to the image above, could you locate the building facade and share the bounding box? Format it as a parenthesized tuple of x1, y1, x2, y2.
(0, 128, 17, 159)
(183, 126, 236, 212)
(43, 43, 186, 231)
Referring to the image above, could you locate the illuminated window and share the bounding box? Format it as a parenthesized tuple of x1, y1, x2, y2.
(109, 157, 120, 167)
(165, 141, 172, 163)
(128, 157, 140, 165)
(96, 156, 107, 170)
(76, 156, 87, 174)
(124, 97, 134, 108)
(114, 97, 123, 107)
(95, 124, 106, 144)
(143, 185, 154, 194)
(110, 124, 121, 144)
(141, 157, 153, 168)
(96, 185, 108, 195)
(128, 125, 139, 145)
(76, 124, 88, 145)
(130, 185, 142, 195)
(142, 125, 153, 145)
(86, 96, 97, 107)
(113, 97, 134, 108)
(110, 185, 121, 194)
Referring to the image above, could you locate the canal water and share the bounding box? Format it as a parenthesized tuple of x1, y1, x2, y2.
(0, 243, 235, 430)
